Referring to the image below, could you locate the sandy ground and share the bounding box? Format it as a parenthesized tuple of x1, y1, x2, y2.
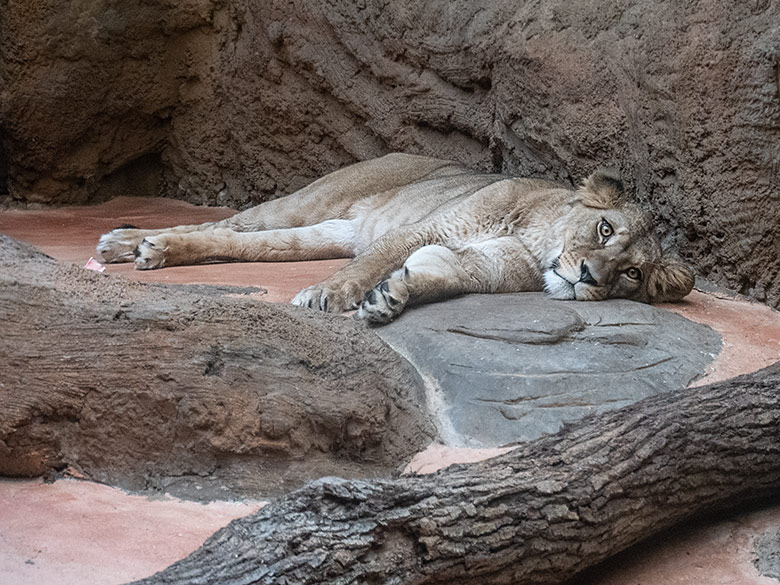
(0, 478, 265, 585)
(1, 197, 779, 585)
(571, 505, 780, 585)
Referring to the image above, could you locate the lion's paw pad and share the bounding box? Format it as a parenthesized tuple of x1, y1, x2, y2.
(358, 279, 409, 324)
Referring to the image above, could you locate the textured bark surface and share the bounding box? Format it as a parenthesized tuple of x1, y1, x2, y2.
(2, 1, 779, 305)
(133, 363, 780, 585)
(0, 235, 434, 498)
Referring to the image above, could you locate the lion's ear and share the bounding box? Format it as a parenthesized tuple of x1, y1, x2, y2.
(577, 171, 626, 209)
(647, 256, 695, 303)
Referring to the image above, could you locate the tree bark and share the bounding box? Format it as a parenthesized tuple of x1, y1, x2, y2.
(134, 363, 780, 585)
(0, 235, 434, 498)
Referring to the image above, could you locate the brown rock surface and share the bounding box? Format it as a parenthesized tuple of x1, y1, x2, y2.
(2, 1, 779, 306)
(0, 229, 434, 499)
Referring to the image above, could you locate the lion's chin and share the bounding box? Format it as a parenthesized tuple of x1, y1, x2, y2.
(543, 270, 576, 300)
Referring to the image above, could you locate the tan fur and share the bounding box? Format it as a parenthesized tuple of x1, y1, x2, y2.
(97, 153, 694, 324)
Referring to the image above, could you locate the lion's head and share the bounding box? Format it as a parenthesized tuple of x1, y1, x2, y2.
(543, 172, 694, 304)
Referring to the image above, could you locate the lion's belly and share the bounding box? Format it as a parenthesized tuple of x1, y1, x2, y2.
(350, 173, 506, 253)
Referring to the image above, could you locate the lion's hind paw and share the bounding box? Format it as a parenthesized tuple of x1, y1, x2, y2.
(97, 227, 145, 263)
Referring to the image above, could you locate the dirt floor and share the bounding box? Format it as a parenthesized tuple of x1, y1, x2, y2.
(1, 197, 779, 585)
(0, 478, 265, 584)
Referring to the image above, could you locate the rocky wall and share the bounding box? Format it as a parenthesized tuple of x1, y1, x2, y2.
(1, 0, 779, 304)
(0, 139, 7, 198)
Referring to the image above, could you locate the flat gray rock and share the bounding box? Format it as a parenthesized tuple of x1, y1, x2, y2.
(375, 293, 721, 448)
(755, 524, 780, 581)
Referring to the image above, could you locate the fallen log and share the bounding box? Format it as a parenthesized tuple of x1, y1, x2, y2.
(134, 363, 780, 585)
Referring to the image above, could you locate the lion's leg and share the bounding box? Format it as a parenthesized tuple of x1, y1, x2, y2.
(290, 220, 441, 313)
(96, 192, 337, 264)
(132, 219, 358, 270)
(96, 194, 345, 265)
(356, 245, 482, 324)
(357, 238, 544, 324)
(98, 154, 455, 264)
(97, 221, 227, 263)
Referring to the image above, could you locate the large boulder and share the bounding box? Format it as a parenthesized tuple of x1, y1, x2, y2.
(1, 1, 778, 305)
(0, 235, 434, 499)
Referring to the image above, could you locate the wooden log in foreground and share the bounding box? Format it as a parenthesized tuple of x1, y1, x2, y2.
(135, 363, 780, 585)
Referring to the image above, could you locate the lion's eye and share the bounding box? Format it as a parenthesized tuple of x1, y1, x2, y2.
(626, 267, 643, 281)
(598, 219, 614, 240)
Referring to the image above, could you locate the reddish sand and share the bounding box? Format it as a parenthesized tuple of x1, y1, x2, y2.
(0, 479, 264, 585)
(668, 290, 780, 386)
(0, 196, 348, 302)
(1, 197, 779, 585)
(580, 505, 780, 585)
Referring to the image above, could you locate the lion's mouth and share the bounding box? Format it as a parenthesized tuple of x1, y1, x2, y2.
(543, 268, 576, 300)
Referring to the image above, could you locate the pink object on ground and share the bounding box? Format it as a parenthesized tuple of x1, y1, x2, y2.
(84, 257, 106, 272)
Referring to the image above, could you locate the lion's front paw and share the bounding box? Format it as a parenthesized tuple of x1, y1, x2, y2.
(133, 236, 168, 270)
(292, 281, 364, 313)
(357, 278, 409, 324)
(292, 286, 352, 313)
(97, 227, 144, 263)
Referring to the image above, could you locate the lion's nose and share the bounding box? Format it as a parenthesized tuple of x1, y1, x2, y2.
(579, 261, 598, 286)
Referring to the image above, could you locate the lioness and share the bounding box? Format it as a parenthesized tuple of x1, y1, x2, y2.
(97, 153, 694, 324)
